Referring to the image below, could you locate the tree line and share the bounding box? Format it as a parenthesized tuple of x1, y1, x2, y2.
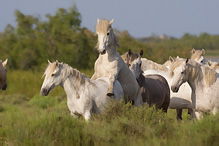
(0, 6, 218, 70)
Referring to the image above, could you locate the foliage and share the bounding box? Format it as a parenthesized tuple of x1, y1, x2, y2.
(0, 6, 219, 71)
(0, 95, 218, 145)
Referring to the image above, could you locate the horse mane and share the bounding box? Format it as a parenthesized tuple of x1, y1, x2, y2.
(188, 60, 217, 86)
(142, 58, 168, 72)
(44, 62, 87, 86)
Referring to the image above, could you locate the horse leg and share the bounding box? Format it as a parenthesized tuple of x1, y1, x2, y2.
(188, 108, 196, 120)
(176, 109, 183, 120)
(107, 73, 118, 97)
(84, 111, 92, 121)
(195, 111, 203, 120)
(134, 89, 143, 107)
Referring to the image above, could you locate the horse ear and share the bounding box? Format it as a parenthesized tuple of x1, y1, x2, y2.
(109, 19, 114, 25)
(2, 59, 8, 67)
(191, 48, 195, 54)
(186, 58, 189, 64)
(48, 60, 51, 64)
(208, 61, 211, 66)
(55, 60, 59, 67)
(128, 49, 132, 56)
(169, 56, 175, 62)
(140, 50, 143, 57)
(202, 49, 205, 55)
(97, 19, 100, 24)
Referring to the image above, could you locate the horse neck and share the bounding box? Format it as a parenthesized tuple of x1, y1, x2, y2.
(106, 43, 117, 56)
(61, 65, 87, 99)
(137, 72, 145, 87)
(187, 64, 204, 92)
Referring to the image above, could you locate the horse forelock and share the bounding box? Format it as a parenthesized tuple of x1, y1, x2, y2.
(43, 62, 57, 79)
(170, 59, 185, 76)
(96, 19, 110, 34)
(191, 50, 203, 61)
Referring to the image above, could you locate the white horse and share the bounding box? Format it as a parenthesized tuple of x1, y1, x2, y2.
(0, 59, 8, 90)
(91, 19, 143, 106)
(171, 59, 219, 119)
(208, 61, 219, 73)
(143, 57, 196, 120)
(40, 60, 124, 121)
(190, 48, 206, 64)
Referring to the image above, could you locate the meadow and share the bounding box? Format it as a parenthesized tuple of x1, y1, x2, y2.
(0, 6, 219, 145)
(0, 70, 218, 145)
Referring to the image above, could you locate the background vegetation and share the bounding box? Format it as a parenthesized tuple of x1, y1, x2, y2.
(0, 6, 218, 145)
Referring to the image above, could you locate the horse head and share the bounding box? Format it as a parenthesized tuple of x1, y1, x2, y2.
(171, 58, 189, 92)
(96, 19, 120, 54)
(40, 60, 62, 96)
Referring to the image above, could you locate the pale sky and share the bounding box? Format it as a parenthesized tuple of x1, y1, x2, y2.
(1, 0, 219, 38)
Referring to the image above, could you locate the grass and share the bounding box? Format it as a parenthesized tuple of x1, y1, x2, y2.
(0, 70, 219, 145)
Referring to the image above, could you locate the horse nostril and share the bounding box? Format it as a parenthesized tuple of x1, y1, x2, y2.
(102, 50, 106, 54)
(40, 88, 47, 96)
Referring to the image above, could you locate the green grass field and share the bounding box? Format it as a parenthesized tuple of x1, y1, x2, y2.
(0, 70, 219, 145)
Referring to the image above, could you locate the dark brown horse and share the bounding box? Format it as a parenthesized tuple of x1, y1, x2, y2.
(122, 50, 170, 112)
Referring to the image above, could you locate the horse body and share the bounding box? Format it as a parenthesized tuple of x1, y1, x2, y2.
(143, 58, 196, 120)
(40, 61, 124, 121)
(123, 50, 170, 112)
(171, 59, 219, 119)
(92, 19, 143, 106)
(0, 59, 8, 90)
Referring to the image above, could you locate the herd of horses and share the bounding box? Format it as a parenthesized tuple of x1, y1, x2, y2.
(1, 19, 219, 121)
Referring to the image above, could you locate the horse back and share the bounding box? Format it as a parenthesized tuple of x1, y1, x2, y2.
(141, 74, 170, 111)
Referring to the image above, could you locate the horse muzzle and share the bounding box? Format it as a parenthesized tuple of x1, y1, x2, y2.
(171, 86, 179, 93)
(40, 88, 50, 96)
(99, 49, 106, 55)
(2, 83, 7, 90)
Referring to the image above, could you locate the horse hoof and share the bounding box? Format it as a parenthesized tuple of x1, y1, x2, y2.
(107, 93, 114, 97)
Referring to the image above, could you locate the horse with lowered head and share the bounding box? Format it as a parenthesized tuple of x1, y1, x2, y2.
(122, 50, 170, 112)
(40, 60, 124, 121)
(0, 59, 8, 90)
(91, 19, 143, 106)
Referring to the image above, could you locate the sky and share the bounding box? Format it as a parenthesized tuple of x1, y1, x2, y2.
(0, 0, 219, 38)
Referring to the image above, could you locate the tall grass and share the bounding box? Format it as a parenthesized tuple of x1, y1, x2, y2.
(0, 70, 218, 145)
(0, 94, 218, 145)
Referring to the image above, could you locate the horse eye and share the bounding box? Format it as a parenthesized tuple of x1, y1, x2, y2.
(139, 63, 142, 66)
(128, 64, 131, 67)
(181, 72, 184, 74)
(107, 32, 110, 36)
(51, 74, 55, 76)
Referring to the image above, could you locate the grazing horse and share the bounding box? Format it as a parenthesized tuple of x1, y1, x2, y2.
(171, 59, 219, 119)
(40, 60, 124, 121)
(0, 59, 8, 90)
(122, 50, 170, 112)
(91, 19, 143, 106)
